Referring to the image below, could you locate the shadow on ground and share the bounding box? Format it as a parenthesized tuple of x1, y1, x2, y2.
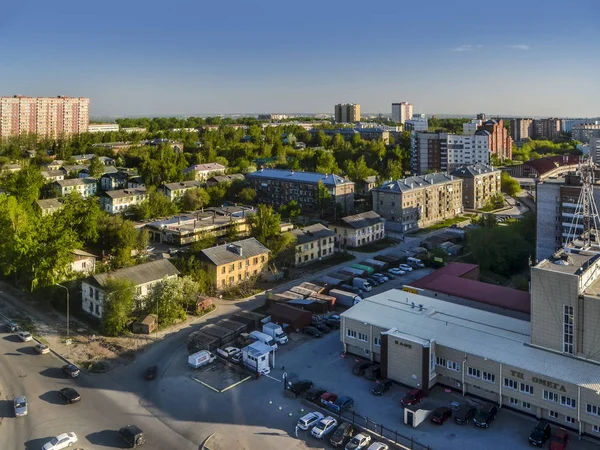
(0, 399, 13, 418)
(39, 367, 65, 379)
(39, 391, 66, 405)
(17, 346, 37, 355)
(3, 334, 21, 343)
(25, 437, 53, 450)
(86, 429, 128, 448)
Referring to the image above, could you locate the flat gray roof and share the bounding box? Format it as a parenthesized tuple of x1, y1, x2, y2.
(535, 244, 600, 276)
(248, 168, 354, 186)
(373, 172, 460, 193)
(342, 289, 600, 391)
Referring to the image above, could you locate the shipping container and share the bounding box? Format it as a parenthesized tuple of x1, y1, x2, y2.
(329, 289, 363, 308)
(231, 311, 267, 332)
(201, 324, 235, 346)
(218, 318, 247, 338)
(187, 331, 220, 354)
(351, 264, 375, 276)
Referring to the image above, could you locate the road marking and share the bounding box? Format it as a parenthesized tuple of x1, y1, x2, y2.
(263, 373, 282, 382)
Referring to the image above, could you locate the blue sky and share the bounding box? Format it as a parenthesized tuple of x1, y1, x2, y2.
(1, 0, 599, 117)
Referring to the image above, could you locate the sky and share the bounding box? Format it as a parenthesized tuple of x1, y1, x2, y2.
(1, 0, 599, 118)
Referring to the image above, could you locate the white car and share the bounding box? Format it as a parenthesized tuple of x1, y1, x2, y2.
(42, 432, 78, 450)
(399, 264, 413, 272)
(18, 331, 32, 342)
(311, 416, 338, 439)
(388, 268, 405, 275)
(346, 433, 372, 450)
(217, 346, 240, 359)
(297, 411, 324, 430)
(368, 443, 389, 450)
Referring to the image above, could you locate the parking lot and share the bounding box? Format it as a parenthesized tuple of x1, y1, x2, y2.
(191, 357, 252, 393)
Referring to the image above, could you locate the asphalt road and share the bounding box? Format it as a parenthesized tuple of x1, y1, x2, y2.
(0, 328, 197, 450)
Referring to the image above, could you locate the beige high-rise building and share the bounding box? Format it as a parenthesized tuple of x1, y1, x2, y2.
(0, 95, 90, 138)
(334, 103, 360, 123)
(392, 102, 413, 125)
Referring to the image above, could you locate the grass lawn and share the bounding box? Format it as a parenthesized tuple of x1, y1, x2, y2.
(352, 237, 399, 253)
(415, 215, 473, 234)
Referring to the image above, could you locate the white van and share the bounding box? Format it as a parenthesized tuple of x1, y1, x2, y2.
(249, 330, 278, 351)
(407, 257, 425, 268)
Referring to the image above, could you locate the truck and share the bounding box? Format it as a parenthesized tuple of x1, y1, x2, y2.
(188, 350, 216, 368)
(318, 275, 344, 287)
(249, 330, 278, 351)
(329, 289, 362, 308)
(407, 257, 425, 268)
(262, 322, 288, 345)
(352, 277, 372, 292)
(351, 264, 375, 276)
(364, 258, 388, 271)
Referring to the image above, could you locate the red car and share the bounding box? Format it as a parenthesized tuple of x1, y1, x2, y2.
(549, 429, 569, 450)
(320, 392, 338, 407)
(401, 388, 424, 407)
(430, 407, 452, 424)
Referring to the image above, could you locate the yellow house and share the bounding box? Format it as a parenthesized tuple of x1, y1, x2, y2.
(291, 223, 336, 267)
(200, 238, 270, 290)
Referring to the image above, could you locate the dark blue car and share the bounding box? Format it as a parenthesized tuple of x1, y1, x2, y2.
(325, 396, 354, 414)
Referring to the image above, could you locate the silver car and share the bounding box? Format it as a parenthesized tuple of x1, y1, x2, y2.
(14, 395, 27, 417)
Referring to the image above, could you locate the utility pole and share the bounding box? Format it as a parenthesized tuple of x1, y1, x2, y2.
(56, 283, 70, 357)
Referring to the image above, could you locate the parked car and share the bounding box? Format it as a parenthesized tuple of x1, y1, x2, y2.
(289, 380, 313, 396)
(59, 387, 81, 404)
(231, 352, 243, 364)
(330, 422, 354, 447)
(430, 407, 452, 424)
(297, 411, 324, 430)
(372, 379, 392, 395)
(41, 432, 78, 450)
(311, 416, 338, 439)
(388, 268, 404, 275)
(303, 326, 323, 338)
(454, 405, 477, 425)
(340, 284, 363, 295)
(6, 320, 18, 332)
(399, 264, 413, 272)
(14, 395, 27, 417)
(143, 365, 157, 380)
(373, 273, 389, 282)
(367, 277, 380, 286)
(18, 331, 32, 342)
(325, 396, 353, 414)
(217, 346, 241, 359)
(324, 318, 341, 329)
(367, 443, 389, 450)
(363, 364, 381, 380)
(35, 343, 50, 354)
(320, 392, 338, 407)
(352, 361, 371, 376)
(345, 433, 372, 450)
(473, 404, 498, 428)
(401, 388, 424, 407)
(529, 420, 552, 447)
(312, 322, 331, 334)
(549, 429, 569, 450)
(384, 272, 396, 280)
(61, 364, 80, 378)
(119, 424, 145, 447)
(305, 387, 327, 402)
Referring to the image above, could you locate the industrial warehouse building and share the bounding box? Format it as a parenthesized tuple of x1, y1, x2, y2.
(340, 243, 600, 438)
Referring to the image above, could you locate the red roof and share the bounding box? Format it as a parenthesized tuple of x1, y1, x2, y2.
(525, 155, 579, 177)
(425, 275, 530, 314)
(410, 263, 478, 289)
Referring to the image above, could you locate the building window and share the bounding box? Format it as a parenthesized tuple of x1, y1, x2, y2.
(543, 390, 559, 403)
(586, 403, 600, 417)
(357, 332, 368, 342)
(563, 305, 574, 354)
(347, 329, 357, 339)
(467, 367, 481, 379)
(509, 397, 519, 406)
(522, 402, 531, 410)
(561, 396, 576, 409)
(565, 416, 576, 425)
(520, 383, 534, 395)
(221, 267, 225, 274)
(88, 286, 93, 296)
(373, 337, 382, 346)
(504, 378, 518, 390)
(482, 371, 495, 383)
(593, 425, 600, 433)
(435, 357, 446, 367)
(549, 411, 559, 419)
(447, 360, 460, 372)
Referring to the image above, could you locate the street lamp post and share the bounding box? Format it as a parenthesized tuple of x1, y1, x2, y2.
(56, 283, 70, 356)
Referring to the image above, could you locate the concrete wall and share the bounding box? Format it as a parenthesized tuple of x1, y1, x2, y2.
(386, 335, 425, 389)
(536, 182, 560, 262)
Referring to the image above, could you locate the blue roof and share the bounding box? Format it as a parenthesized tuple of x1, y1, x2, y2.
(242, 341, 272, 357)
(247, 169, 353, 186)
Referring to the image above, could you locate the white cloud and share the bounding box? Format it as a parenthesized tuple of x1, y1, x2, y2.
(509, 44, 530, 50)
(452, 44, 474, 52)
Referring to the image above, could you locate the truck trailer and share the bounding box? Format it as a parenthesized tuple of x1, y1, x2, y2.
(329, 289, 362, 308)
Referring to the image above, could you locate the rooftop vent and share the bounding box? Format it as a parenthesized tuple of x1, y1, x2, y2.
(411, 302, 415, 309)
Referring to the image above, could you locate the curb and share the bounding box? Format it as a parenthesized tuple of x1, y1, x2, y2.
(200, 432, 216, 450)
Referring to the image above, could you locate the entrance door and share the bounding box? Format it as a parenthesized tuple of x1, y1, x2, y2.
(406, 410, 414, 427)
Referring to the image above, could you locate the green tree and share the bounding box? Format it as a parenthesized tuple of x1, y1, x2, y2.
(238, 187, 257, 204)
(128, 187, 178, 220)
(279, 200, 301, 221)
(88, 155, 104, 178)
(269, 232, 296, 262)
(0, 195, 35, 286)
(315, 149, 340, 174)
(316, 180, 332, 217)
(181, 187, 210, 211)
(501, 172, 522, 196)
(345, 156, 377, 183)
(0, 165, 45, 206)
(247, 204, 280, 245)
(57, 194, 102, 245)
(102, 278, 136, 336)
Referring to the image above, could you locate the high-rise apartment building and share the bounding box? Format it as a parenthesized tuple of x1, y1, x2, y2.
(334, 103, 360, 123)
(478, 119, 512, 160)
(571, 123, 600, 144)
(510, 118, 534, 142)
(533, 118, 562, 140)
(561, 118, 597, 134)
(0, 95, 89, 138)
(391, 102, 413, 125)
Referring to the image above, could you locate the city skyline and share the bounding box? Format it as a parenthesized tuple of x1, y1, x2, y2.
(1, 0, 599, 117)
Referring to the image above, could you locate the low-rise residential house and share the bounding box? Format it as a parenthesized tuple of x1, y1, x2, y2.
(41, 169, 67, 183)
(81, 259, 180, 320)
(35, 198, 64, 216)
(99, 187, 149, 213)
(54, 178, 97, 198)
(127, 176, 145, 189)
(205, 173, 245, 187)
(100, 172, 130, 191)
(356, 175, 378, 195)
(160, 180, 201, 201)
(291, 223, 336, 266)
(62, 164, 89, 177)
(1, 164, 21, 174)
(43, 160, 64, 171)
(451, 164, 502, 210)
(332, 210, 386, 248)
(199, 238, 270, 290)
(70, 250, 97, 276)
(78, 165, 118, 178)
(183, 163, 227, 181)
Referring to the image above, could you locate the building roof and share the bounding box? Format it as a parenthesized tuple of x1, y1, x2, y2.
(88, 259, 179, 288)
(208, 174, 245, 183)
(242, 341, 272, 357)
(524, 155, 580, 177)
(267, 303, 312, 321)
(101, 171, 129, 180)
(184, 163, 226, 173)
(248, 168, 354, 187)
(102, 187, 148, 199)
(36, 198, 63, 210)
(292, 223, 336, 245)
(409, 262, 478, 289)
(162, 180, 201, 191)
(55, 178, 96, 187)
(336, 210, 385, 229)
(200, 237, 269, 266)
(363, 175, 377, 184)
(72, 249, 97, 258)
(451, 164, 500, 178)
(373, 173, 459, 193)
(342, 289, 600, 391)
